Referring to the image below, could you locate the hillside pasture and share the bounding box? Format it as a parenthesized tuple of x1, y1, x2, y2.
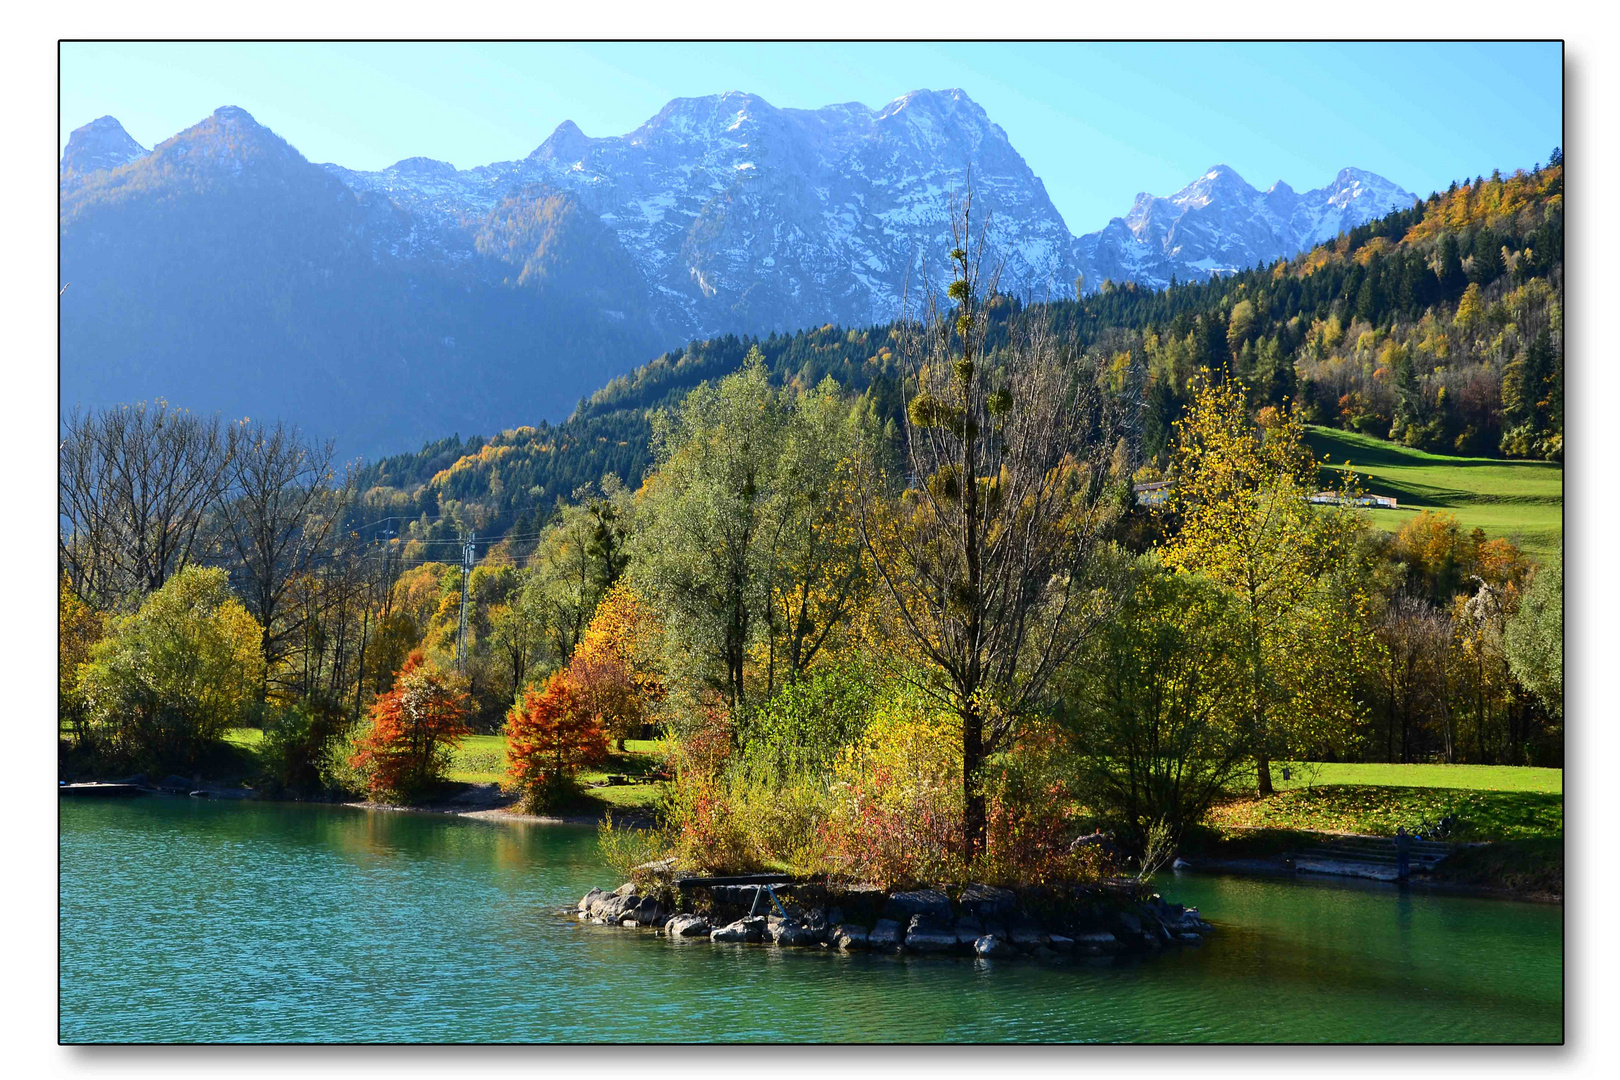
(1305, 426, 1563, 558)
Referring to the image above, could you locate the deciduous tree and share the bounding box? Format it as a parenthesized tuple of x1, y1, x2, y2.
(505, 670, 610, 809)
(350, 651, 470, 801)
(859, 198, 1117, 858)
(1162, 374, 1373, 794)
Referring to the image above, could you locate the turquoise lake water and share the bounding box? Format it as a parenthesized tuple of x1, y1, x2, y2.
(59, 797, 1563, 1043)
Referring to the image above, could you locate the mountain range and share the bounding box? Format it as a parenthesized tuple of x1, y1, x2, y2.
(59, 90, 1415, 457)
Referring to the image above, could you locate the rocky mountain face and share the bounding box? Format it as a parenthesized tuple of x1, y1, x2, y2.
(1074, 164, 1416, 290)
(60, 91, 1415, 457)
(327, 89, 1078, 340)
(59, 116, 149, 190)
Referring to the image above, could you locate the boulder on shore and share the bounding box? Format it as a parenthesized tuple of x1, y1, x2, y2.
(957, 883, 1016, 920)
(768, 918, 823, 947)
(868, 918, 903, 952)
(665, 914, 711, 938)
(832, 924, 869, 951)
(883, 889, 953, 924)
(711, 916, 766, 944)
(902, 915, 958, 954)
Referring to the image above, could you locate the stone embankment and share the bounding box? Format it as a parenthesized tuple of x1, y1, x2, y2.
(574, 880, 1212, 960)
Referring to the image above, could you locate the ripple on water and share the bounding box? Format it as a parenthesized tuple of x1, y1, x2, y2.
(60, 798, 1563, 1043)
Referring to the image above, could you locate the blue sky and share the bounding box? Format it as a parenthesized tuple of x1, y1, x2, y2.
(60, 42, 1562, 233)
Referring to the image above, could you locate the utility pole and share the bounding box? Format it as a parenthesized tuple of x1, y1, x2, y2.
(456, 532, 475, 672)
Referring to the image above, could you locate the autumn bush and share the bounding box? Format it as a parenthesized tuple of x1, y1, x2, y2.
(505, 670, 611, 811)
(350, 651, 470, 803)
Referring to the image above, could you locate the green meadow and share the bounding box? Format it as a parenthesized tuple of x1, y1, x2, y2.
(1305, 426, 1563, 559)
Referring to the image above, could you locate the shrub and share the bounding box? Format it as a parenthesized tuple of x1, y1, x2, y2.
(257, 697, 347, 794)
(350, 651, 470, 803)
(820, 682, 965, 888)
(1057, 562, 1251, 855)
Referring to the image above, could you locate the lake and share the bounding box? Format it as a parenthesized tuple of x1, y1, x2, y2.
(59, 797, 1563, 1043)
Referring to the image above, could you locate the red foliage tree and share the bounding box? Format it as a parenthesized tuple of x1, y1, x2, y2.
(350, 651, 470, 802)
(505, 670, 610, 809)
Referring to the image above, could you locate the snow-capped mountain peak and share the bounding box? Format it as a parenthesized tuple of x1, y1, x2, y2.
(1077, 162, 1415, 289)
(303, 89, 1413, 330)
(60, 115, 148, 188)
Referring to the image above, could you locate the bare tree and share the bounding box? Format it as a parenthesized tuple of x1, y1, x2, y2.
(220, 419, 343, 699)
(858, 196, 1118, 858)
(59, 401, 236, 610)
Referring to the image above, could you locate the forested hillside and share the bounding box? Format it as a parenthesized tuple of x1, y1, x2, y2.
(351, 157, 1562, 554)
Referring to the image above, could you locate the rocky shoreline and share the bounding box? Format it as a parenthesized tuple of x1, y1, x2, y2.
(573, 879, 1213, 961)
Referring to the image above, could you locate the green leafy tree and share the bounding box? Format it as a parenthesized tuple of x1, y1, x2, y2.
(632, 350, 867, 711)
(1060, 559, 1250, 854)
(80, 566, 263, 769)
(1504, 561, 1562, 717)
(1162, 374, 1372, 794)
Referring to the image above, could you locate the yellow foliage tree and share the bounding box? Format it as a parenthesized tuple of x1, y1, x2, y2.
(1163, 373, 1373, 794)
(567, 582, 666, 751)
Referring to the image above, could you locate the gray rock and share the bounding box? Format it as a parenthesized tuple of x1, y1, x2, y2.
(1073, 930, 1117, 947)
(665, 914, 711, 938)
(957, 883, 1016, 919)
(973, 934, 1007, 957)
(621, 919, 641, 928)
(832, 924, 869, 951)
(954, 917, 984, 947)
(579, 887, 605, 912)
(1032, 945, 1060, 961)
(883, 889, 954, 924)
(711, 916, 766, 944)
(1178, 932, 1204, 946)
(1008, 920, 1049, 948)
(768, 919, 821, 947)
(1115, 911, 1143, 935)
(902, 915, 958, 954)
(624, 896, 663, 924)
(1047, 934, 1074, 953)
(980, 920, 1008, 941)
(868, 918, 903, 952)
(614, 882, 638, 897)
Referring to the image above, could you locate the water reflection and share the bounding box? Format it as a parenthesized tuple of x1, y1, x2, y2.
(62, 798, 1563, 1044)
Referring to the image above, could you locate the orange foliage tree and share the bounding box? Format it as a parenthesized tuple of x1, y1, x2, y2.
(350, 651, 470, 802)
(505, 670, 610, 809)
(566, 582, 666, 751)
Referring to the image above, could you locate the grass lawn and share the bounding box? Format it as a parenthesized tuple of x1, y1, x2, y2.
(1273, 761, 1562, 793)
(445, 733, 665, 811)
(1305, 425, 1563, 559)
(1211, 760, 1563, 842)
(1207, 785, 1562, 842)
(221, 728, 666, 811)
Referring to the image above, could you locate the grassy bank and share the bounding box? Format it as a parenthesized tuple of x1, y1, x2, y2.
(1196, 759, 1563, 900)
(1305, 426, 1563, 559)
(221, 726, 665, 812)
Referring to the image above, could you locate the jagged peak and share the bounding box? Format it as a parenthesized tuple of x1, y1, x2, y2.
(61, 115, 149, 177)
(530, 118, 590, 160)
